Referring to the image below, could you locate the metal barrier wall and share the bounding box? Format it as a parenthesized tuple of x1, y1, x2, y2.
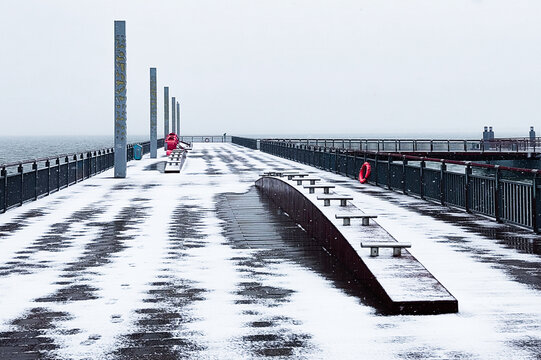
(265, 138, 541, 153)
(0, 139, 164, 213)
(260, 140, 541, 233)
(231, 136, 258, 150)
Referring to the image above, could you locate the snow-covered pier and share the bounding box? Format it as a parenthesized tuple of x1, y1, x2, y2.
(1, 143, 541, 359)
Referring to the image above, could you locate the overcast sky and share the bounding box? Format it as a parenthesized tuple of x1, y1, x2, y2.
(0, 0, 540, 138)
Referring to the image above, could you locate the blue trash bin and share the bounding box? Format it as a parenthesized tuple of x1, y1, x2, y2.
(133, 144, 143, 160)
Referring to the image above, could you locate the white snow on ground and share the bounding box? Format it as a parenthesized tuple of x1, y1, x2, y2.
(0, 143, 540, 359)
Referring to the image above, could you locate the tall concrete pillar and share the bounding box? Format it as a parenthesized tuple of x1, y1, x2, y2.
(150, 68, 157, 158)
(164, 86, 169, 150)
(177, 101, 180, 136)
(172, 97, 176, 134)
(114, 20, 127, 178)
(530, 126, 536, 147)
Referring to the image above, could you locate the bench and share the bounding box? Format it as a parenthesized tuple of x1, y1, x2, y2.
(316, 195, 353, 206)
(360, 242, 411, 257)
(262, 171, 308, 180)
(303, 184, 335, 194)
(335, 213, 378, 226)
(285, 173, 308, 180)
(291, 177, 321, 185)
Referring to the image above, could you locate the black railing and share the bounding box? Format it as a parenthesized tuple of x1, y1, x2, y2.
(260, 139, 541, 233)
(232, 136, 259, 150)
(179, 135, 231, 143)
(1, 139, 164, 213)
(265, 138, 541, 153)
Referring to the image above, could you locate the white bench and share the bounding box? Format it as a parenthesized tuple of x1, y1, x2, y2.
(335, 213, 378, 226)
(317, 195, 353, 206)
(291, 177, 321, 185)
(303, 184, 335, 194)
(262, 171, 308, 180)
(360, 242, 411, 257)
(164, 150, 185, 173)
(285, 173, 307, 180)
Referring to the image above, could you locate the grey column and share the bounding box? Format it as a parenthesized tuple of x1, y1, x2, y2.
(177, 101, 180, 135)
(114, 20, 127, 178)
(150, 68, 157, 158)
(172, 97, 176, 134)
(164, 86, 169, 150)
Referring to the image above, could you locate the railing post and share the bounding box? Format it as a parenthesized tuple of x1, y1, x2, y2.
(352, 152, 356, 179)
(33, 161, 38, 201)
(334, 149, 338, 173)
(2, 166, 7, 213)
(465, 163, 472, 213)
(494, 166, 502, 222)
(463, 140, 467, 152)
(74, 155, 78, 184)
(56, 158, 60, 191)
(46, 160, 51, 195)
(387, 155, 391, 189)
(532, 172, 541, 233)
(66, 156, 70, 187)
(80, 154, 84, 181)
(440, 161, 446, 205)
(87, 152, 92, 178)
(374, 153, 379, 186)
(419, 159, 425, 200)
(402, 156, 407, 194)
(18, 163, 23, 206)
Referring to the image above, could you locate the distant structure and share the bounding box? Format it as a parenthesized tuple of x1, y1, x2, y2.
(172, 97, 176, 134)
(176, 101, 180, 135)
(530, 126, 536, 147)
(164, 86, 169, 150)
(149, 68, 157, 158)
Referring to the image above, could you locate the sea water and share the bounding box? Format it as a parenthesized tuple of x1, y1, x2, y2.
(0, 135, 150, 165)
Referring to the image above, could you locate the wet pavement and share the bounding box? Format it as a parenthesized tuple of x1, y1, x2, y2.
(0, 143, 541, 359)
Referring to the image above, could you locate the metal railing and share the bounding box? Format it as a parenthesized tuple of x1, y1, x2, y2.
(1, 139, 164, 213)
(232, 136, 258, 150)
(260, 139, 541, 233)
(264, 138, 541, 153)
(179, 135, 231, 143)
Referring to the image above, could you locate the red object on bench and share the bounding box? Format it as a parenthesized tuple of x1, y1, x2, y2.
(165, 133, 179, 151)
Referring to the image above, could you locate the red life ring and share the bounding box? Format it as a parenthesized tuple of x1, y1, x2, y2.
(359, 162, 371, 183)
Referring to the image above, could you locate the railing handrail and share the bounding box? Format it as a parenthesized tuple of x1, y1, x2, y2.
(256, 138, 541, 233)
(0, 139, 160, 168)
(260, 137, 533, 142)
(261, 139, 540, 176)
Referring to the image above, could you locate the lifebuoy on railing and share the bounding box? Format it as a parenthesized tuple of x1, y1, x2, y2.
(205, 137, 210, 143)
(359, 162, 371, 184)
